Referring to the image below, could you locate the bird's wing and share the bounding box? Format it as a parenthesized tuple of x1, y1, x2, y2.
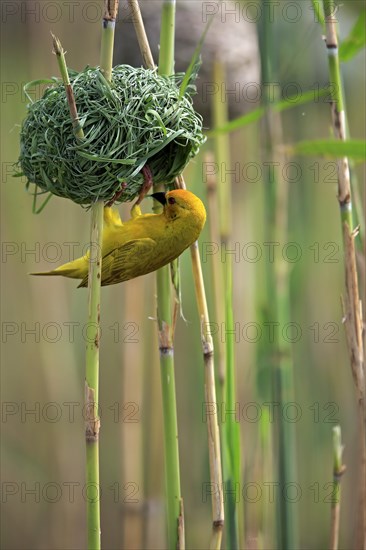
(78, 237, 156, 287)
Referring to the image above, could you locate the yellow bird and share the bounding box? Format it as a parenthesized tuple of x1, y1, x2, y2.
(31, 189, 206, 287)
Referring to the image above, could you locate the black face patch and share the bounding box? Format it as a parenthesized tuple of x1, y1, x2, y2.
(150, 192, 167, 205)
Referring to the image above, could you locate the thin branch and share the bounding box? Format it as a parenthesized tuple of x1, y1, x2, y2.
(322, 2, 365, 547)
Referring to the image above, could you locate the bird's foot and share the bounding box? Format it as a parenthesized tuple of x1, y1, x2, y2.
(106, 182, 127, 207)
(135, 165, 153, 205)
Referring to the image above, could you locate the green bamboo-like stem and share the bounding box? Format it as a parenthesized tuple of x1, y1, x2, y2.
(322, 3, 365, 547)
(212, 59, 241, 550)
(224, 257, 241, 550)
(155, 263, 183, 550)
(126, 3, 182, 546)
(157, 2, 183, 548)
(255, 11, 279, 546)
(258, 1, 298, 547)
(84, 201, 104, 550)
(158, 3, 224, 547)
(127, 3, 224, 546)
(323, 0, 351, 229)
(318, 0, 365, 247)
(99, 25, 115, 82)
(330, 426, 346, 550)
(159, 0, 176, 75)
(51, 32, 104, 550)
(85, 1, 118, 548)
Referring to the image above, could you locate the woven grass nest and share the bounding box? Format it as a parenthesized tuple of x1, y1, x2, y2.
(18, 65, 205, 206)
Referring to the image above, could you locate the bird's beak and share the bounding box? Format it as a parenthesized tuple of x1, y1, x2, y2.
(149, 192, 167, 206)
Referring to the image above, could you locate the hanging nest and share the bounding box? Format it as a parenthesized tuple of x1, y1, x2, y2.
(18, 65, 205, 206)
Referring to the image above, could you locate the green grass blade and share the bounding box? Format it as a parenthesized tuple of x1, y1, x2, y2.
(339, 10, 366, 62)
(209, 88, 329, 136)
(311, 0, 325, 28)
(179, 11, 215, 98)
(289, 139, 366, 160)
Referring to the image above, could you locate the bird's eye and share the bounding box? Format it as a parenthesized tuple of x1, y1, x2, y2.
(168, 197, 176, 205)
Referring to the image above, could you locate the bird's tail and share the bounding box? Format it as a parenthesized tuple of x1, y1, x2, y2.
(30, 267, 82, 279)
(31, 270, 59, 276)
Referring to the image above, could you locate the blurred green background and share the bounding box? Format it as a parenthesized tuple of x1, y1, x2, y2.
(1, 1, 365, 549)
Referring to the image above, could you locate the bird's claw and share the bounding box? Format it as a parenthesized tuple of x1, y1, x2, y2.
(106, 182, 127, 207)
(135, 165, 153, 206)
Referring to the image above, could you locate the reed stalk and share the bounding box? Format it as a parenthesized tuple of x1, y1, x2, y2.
(204, 151, 225, 391)
(211, 59, 241, 549)
(322, 3, 365, 547)
(51, 31, 104, 549)
(85, 2, 119, 548)
(84, 199, 104, 550)
(127, 2, 224, 546)
(85, 4, 119, 548)
(126, 0, 155, 68)
(330, 426, 346, 550)
(126, 3, 183, 546)
(156, 2, 183, 548)
(51, 34, 84, 140)
(176, 172, 224, 549)
(258, 1, 298, 547)
(54, 2, 119, 547)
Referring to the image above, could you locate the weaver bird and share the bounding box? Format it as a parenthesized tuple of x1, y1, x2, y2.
(31, 189, 206, 287)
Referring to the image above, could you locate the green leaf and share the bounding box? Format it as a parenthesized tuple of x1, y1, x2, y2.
(23, 78, 59, 103)
(339, 10, 366, 61)
(311, 0, 325, 28)
(208, 88, 329, 136)
(208, 107, 266, 136)
(339, 10, 366, 62)
(289, 139, 366, 160)
(179, 10, 215, 98)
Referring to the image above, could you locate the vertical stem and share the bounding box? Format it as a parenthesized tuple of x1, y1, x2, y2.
(126, 4, 182, 546)
(51, 34, 84, 140)
(85, 204, 103, 550)
(212, 59, 241, 549)
(177, 174, 224, 549)
(224, 256, 241, 550)
(322, 3, 365, 547)
(204, 152, 226, 390)
(127, 0, 155, 68)
(156, 3, 183, 548)
(85, 203, 104, 406)
(51, 32, 104, 550)
(330, 426, 346, 550)
(128, 4, 224, 547)
(85, 2, 118, 548)
(323, 0, 351, 224)
(159, 0, 176, 75)
(100, 24, 115, 81)
(156, 263, 183, 550)
(212, 62, 230, 244)
(258, 1, 298, 547)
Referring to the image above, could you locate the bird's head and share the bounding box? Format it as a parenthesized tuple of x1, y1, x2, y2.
(151, 189, 206, 231)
